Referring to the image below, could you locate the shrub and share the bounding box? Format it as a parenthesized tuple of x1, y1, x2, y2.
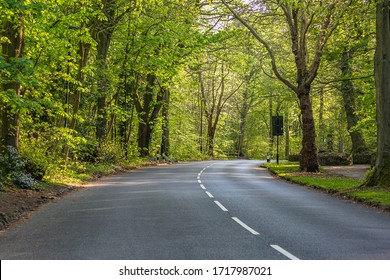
(319, 152, 351, 166)
(77, 140, 99, 163)
(288, 153, 352, 166)
(24, 159, 46, 181)
(352, 151, 375, 165)
(11, 172, 38, 189)
(288, 154, 301, 162)
(97, 142, 126, 164)
(0, 146, 39, 189)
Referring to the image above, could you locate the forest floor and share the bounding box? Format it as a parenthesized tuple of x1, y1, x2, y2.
(0, 184, 79, 231)
(322, 164, 370, 179)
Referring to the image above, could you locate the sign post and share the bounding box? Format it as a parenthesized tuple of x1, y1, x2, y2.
(272, 115, 283, 164)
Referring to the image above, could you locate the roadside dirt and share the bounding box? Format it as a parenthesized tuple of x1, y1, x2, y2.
(0, 184, 78, 231)
(322, 164, 370, 179)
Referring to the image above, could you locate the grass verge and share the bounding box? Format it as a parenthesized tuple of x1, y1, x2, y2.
(263, 162, 390, 211)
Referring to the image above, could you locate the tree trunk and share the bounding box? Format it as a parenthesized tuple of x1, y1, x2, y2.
(134, 74, 163, 157)
(95, 32, 111, 143)
(1, 13, 24, 151)
(340, 50, 368, 157)
(365, 0, 390, 187)
(236, 90, 251, 158)
(94, 0, 116, 144)
(207, 119, 216, 157)
(268, 95, 274, 157)
(298, 88, 319, 172)
(137, 121, 151, 157)
(161, 88, 170, 158)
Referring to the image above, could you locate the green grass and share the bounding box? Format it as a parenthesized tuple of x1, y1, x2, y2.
(264, 162, 390, 210)
(45, 159, 145, 186)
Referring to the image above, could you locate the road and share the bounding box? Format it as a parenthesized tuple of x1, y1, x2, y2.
(1, 160, 390, 260)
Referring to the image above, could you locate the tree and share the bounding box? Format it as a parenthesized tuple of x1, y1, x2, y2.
(222, 0, 352, 172)
(321, 1, 375, 162)
(1, 0, 26, 151)
(92, 0, 134, 144)
(197, 55, 244, 157)
(364, 0, 390, 187)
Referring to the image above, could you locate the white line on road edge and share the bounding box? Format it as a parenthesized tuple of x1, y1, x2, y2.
(270, 245, 300, 260)
(200, 184, 206, 190)
(232, 217, 260, 235)
(214, 201, 229, 212)
(205, 191, 214, 198)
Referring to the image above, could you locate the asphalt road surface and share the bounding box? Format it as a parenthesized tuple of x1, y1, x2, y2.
(1, 160, 390, 260)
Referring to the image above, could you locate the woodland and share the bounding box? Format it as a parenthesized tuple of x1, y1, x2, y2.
(1, 0, 389, 189)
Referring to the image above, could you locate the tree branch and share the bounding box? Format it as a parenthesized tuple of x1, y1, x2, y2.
(221, 0, 297, 93)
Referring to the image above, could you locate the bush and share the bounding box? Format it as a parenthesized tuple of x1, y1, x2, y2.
(288, 154, 301, 162)
(77, 140, 99, 163)
(11, 172, 38, 189)
(24, 159, 46, 181)
(319, 152, 351, 166)
(352, 151, 375, 165)
(288, 153, 352, 166)
(0, 146, 39, 189)
(97, 142, 126, 164)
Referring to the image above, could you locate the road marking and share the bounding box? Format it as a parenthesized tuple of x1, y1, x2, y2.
(214, 201, 228, 212)
(200, 184, 206, 190)
(270, 245, 300, 260)
(198, 180, 202, 184)
(232, 217, 259, 235)
(205, 191, 214, 198)
(197, 175, 200, 180)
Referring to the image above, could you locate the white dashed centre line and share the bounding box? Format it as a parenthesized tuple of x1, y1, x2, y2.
(197, 179, 202, 184)
(232, 217, 260, 235)
(200, 184, 206, 190)
(214, 201, 228, 212)
(205, 191, 214, 198)
(270, 245, 300, 260)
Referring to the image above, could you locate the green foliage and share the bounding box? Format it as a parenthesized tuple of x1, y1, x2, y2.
(0, 0, 380, 188)
(97, 141, 127, 164)
(0, 146, 39, 189)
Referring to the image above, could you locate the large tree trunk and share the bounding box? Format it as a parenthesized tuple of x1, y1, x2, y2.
(1, 13, 24, 151)
(365, 0, 390, 187)
(93, 0, 116, 144)
(340, 50, 368, 158)
(137, 121, 151, 157)
(207, 119, 216, 157)
(298, 88, 319, 172)
(95, 31, 112, 143)
(134, 74, 163, 157)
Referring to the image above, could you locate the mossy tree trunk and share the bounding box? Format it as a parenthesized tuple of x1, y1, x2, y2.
(339, 49, 369, 158)
(365, 0, 390, 187)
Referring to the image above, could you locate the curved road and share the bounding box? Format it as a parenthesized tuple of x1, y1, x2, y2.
(1, 160, 390, 259)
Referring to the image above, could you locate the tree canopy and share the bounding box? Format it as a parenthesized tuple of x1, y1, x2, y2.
(0, 0, 387, 188)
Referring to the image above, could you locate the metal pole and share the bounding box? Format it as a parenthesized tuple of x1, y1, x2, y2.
(277, 134, 279, 164)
